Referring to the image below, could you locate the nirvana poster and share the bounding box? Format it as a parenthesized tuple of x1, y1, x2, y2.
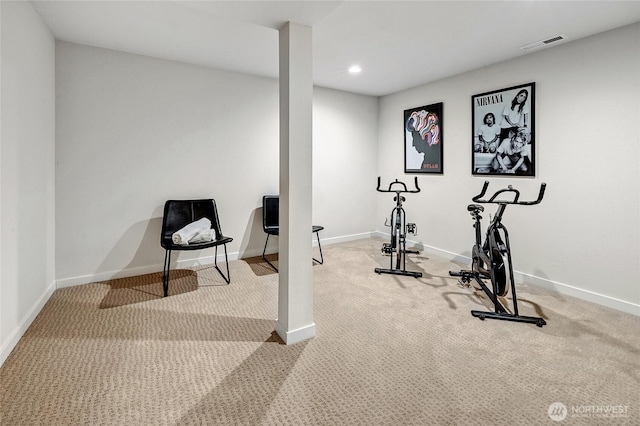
(471, 82, 535, 176)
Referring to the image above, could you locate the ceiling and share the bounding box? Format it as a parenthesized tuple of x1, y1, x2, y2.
(31, 1, 640, 97)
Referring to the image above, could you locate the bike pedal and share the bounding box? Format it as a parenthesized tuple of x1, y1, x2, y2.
(381, 243, 393, 254)
(457, 280, 471, 289)
(406, 223, 417, 235)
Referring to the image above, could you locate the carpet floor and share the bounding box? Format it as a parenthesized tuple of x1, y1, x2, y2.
(1, 238, 638, 425)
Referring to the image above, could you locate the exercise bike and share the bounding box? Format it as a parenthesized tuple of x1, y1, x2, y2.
(375, 177, 422, 278)
(449, 181, 547, 326)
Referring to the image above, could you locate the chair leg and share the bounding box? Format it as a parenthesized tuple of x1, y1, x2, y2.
(313, 231, 324, 265)
(262, 234, 278, 272)
(214, 244, 231, 284)
(163, 250, 172, 297)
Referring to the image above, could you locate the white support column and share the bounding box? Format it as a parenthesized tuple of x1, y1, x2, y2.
(275, 22, 315, 345)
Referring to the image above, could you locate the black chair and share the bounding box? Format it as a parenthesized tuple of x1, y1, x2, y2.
(262, 195, 324, 272)
(161, 199, 232, 297)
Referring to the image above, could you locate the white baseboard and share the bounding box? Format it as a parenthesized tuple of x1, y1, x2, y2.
(405, 235, 640, 317)
(248, 231, 375, 259)
(56, 232, 639, 317)
(1, 280, 56, 366)
(274, 320, 316, 345)
(319, 231, 375, 245)
(57, 264, 166, 288)
(515, 271, 640, 316)
(56, 251, 242, 289)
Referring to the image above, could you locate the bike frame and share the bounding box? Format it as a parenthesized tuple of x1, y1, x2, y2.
(450, 181, 547, 327)
(375, 177, 422, 278)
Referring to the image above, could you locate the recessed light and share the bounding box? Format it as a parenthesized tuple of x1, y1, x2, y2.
(348, 65, 362, 74)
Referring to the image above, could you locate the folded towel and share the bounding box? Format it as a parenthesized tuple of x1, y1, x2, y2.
(172, 218, 211, 246)
(189, 228, 216, 244)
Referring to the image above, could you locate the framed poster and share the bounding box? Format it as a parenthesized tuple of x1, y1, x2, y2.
(404, 102, 443, 174)
(471, 82, 535, 176)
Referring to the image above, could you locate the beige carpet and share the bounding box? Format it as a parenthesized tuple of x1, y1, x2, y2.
(1, 238, 639, 425)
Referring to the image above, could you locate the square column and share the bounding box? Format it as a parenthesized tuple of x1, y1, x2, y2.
(275, 22, 315, 344)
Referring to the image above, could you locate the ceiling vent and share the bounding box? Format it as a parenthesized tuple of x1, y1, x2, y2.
(520, 34, 568, 51)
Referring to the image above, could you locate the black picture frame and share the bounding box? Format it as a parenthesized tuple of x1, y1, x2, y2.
(404, 102, 443, 174)
(471, 82, 535, 176)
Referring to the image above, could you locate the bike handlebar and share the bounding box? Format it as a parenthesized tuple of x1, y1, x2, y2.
(376, 176, 421, 193)
(472, 180, 546, 205)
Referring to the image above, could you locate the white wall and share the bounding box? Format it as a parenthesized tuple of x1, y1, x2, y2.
(0, 1, 56, 365)
(313, 87, 379, 241)
(377, 23, 640, 314)
(55, 41, 379, 287)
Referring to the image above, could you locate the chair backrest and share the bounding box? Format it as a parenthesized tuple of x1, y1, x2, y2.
(161, 199, 223, 248)
(262, 195, 279, 232)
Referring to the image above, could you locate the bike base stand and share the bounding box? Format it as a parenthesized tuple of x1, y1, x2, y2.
(375, 177, 423, 280)
(376, 246, 422, 278)
(471, 310, 546, 327)
(450, 269, 546, 327)
(375, 267, 422, 278)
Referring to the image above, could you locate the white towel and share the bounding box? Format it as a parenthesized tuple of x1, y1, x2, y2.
(189, 228, 216, 244)
(172, 218, 211, 246)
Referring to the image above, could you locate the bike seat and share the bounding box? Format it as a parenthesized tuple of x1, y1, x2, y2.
(467, 204, 484, 213)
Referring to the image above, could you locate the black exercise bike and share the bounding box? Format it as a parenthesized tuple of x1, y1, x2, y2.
(375, 177, 422, 278)
(449, 181, 547, 326)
